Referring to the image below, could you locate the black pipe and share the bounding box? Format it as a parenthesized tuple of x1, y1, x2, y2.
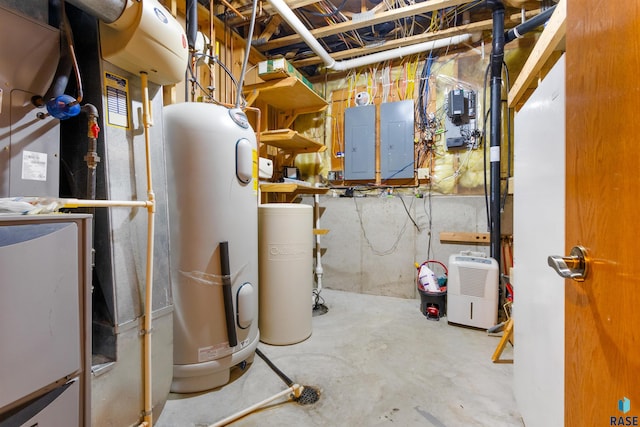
(488, 1, 504, 268)
(219, 241, 238, 347)
(254, 348, 294, 387)
(504, 6, 556, 44)
(186, 0, 198, 49)
(81, 104, 100, 201)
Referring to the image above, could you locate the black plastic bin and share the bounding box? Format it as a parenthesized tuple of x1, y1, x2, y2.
(419, 289, 447, 320)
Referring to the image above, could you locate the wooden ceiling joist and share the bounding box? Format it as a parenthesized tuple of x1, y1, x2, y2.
(225, 0, 322, 26)
(257, 0, 474, 52)
(289, 9, 541, 69)
(256, 15, 282, 44)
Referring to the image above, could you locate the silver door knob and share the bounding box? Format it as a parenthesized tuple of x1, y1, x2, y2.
(547, 246, 589, 282)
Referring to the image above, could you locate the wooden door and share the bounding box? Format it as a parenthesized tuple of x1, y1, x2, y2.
(565, 1, 640, 425)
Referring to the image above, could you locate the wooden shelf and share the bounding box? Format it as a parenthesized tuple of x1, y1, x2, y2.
(260, 182, 329, 195)
(260, 129, 325, 152)
(243, 76, 328, 112)
(508, 0, 566, 110)
(313, 229, 330, 235)
(260, 182, 329, 202)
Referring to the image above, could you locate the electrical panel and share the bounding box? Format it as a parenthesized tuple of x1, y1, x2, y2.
(380, 100, 415, 180)
(344, 104, 375, 180)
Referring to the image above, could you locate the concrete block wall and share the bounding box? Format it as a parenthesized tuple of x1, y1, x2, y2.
(303, 194, 512, 299)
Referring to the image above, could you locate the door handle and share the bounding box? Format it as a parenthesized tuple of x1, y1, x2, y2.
(547, 246, 589, 282)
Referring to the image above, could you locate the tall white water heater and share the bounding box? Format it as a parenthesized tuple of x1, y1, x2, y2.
(164, 102, 259, 393)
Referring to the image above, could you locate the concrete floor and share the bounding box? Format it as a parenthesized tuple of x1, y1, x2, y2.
(156, 289, 521, 427)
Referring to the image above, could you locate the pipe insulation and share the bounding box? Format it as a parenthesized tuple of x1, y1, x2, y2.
(64, 0, 127, 23)
(186, 0, 198, 49)
(268, 0, 472, 72)
(504, 5, 556, 43)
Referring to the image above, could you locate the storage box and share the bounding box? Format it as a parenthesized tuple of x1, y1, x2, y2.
(258, 58, 318, 94)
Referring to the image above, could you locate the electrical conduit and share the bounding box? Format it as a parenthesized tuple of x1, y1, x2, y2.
(268, 0, 472, 72)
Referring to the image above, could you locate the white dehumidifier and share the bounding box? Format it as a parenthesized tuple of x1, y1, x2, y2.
(447, 251, 499, 329)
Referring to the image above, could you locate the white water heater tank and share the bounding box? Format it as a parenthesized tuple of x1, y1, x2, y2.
(164, 102, 259, 393)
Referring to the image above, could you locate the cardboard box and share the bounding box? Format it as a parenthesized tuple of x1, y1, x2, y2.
(258, 58, 296, 80)
(258, 58, 319, 94)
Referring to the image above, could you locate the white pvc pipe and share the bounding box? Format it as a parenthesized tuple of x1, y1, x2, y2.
(268, 0, 472, 72)
(140, 71, 156, 427)
(65, 0, 127, 23)
(313, 194, 323, 301)
(332, 34, 472, 71)
(268, 0, 336, 68)
(208, 384, 302, 427)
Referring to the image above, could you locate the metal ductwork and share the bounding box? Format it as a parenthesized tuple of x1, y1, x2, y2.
(64, 0, 127, 24)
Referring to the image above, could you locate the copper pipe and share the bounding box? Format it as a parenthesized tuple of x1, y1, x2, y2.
(219, 0, 246, 20)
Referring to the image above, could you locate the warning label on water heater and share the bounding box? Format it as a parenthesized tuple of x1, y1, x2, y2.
(198, 342, 233, 362)
(21, 150, 47, 181)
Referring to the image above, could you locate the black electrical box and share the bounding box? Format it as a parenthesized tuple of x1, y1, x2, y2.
(448, 90, 466, 118)
(467, 91, 477, 119)
(446, 137, 467, 150)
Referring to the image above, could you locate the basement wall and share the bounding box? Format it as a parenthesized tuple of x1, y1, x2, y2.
(302, 194, 512, 300)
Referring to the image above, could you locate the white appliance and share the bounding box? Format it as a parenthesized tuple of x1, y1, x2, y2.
(99, 0, 188, 85)
(447, 251, 499, 329)
(164, 102, 259, 393)
(0, 214, 92, 426)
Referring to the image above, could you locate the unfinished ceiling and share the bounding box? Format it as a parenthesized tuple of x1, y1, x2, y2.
(199, 0, 557, 76)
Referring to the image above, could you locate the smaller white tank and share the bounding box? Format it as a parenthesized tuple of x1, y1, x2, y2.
(258, 204, 313, 345)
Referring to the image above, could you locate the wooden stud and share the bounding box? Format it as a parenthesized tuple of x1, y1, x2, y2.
(257, 15, 282, 44)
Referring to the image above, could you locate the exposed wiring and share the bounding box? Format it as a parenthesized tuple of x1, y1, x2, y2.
(501, 60, 513, 213)
(423, 181, 434, 261)
(61, 2, 83, 104)
(190, 53, 240, 104)
(302, 0, 348, 18)
(398, 195, 420, 232)
(482, 62, 491, 232)
(312, 288, 325, 310)
(381, 160, 414, 183)
(353, 195, 413, 256)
